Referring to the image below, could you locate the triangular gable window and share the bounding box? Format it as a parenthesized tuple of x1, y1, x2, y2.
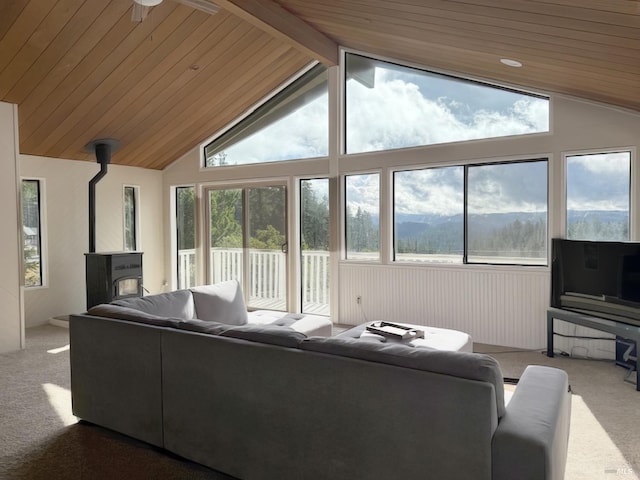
(204, 64, 328, 167)
(345, 53, 549, 154)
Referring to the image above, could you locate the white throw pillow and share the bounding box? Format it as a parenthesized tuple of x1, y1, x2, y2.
(190, 280, 248, 326)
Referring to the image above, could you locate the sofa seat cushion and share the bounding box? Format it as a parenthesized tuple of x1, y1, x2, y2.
(112, 289, 195, 319)
(247, 310, 332, 337)
(190, 281, 248, 326)
(300, 336, 505, 418)
(220, 324, 306, 348)
(87, 304, 183, 328)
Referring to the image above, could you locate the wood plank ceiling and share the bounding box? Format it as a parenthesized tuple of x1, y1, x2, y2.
(282, 0, 640, 111)
(1, 0, 639, 170)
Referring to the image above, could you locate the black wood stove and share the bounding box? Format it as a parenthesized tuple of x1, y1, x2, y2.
(85, 252, 143, 309)
(84, 139, 144, 309)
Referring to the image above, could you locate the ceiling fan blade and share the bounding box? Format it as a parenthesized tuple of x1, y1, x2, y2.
(131, 2, 151, 22)
(173, 0, 219, 15)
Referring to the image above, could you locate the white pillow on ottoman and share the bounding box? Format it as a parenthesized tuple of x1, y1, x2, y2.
(190, 280, 248, 325)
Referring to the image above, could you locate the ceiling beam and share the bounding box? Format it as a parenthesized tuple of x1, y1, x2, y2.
(214, 0, 339, 66)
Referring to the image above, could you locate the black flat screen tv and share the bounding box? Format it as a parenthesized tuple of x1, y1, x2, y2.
(551, 238, 640, 327)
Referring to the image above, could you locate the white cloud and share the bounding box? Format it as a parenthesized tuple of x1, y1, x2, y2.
(467, 162, 548, 214)
(394, 168, 463, 216)
(567, 152, 631, 211)
(346, 74, 548, 154)
(394, 161, 548, 216)
(218, 69, 548, 168)
(567, 152, 630, 175)
(346, 173, 380, 215)
(216, 66, 553, 216)
(567, 199, 627, 211)
(221, 95, 328, 165)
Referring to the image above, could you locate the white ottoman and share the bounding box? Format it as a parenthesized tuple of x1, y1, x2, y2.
(338, 321, 473, 352)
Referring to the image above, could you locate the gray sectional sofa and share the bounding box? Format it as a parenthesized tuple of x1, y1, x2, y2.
(69, 282, 571, 480)
(97, 280, 333, 337)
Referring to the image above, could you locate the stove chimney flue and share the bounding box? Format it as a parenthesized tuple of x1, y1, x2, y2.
(85, 138, 120, 253)
(94, 141, 113, 165)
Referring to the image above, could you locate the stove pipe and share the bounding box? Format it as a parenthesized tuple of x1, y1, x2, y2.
(85, 139, 119, 253)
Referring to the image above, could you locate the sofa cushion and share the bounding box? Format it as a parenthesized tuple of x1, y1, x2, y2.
(247, 310, 333, 337)
(87, 304, 183, 328)
(220, 324, 306, 348)
(190, 281, 248, 326)
(300, 336, 506, 417)
(247, 310, 300, 327)
(112, 289, 195, 319)
(176, 319, 235, 335)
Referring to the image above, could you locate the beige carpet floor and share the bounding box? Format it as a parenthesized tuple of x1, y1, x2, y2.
(0, 325, 638, 479)
(0, 325, 231, 480)
(477, 344, 639, 480)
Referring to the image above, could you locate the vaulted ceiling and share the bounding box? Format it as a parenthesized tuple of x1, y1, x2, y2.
(1, 0, 638, 169)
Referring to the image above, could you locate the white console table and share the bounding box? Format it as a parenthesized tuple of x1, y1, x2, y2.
(546, 307, 639, 391)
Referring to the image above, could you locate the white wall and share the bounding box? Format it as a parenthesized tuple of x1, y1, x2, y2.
(163, 92, 640, 353)
(0, 102, 23, 353)
(20, 155, 165, 327)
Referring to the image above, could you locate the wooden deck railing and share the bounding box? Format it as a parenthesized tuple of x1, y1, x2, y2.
(178, 248, 330, 315)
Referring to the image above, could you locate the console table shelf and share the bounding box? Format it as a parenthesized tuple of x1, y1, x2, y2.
(547, 307, 639, 391)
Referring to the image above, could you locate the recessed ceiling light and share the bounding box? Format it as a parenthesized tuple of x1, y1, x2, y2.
(134, 0, 163, 6)
(500, 58, 523, 68)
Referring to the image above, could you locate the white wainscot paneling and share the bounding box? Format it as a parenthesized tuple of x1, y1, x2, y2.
(339, 264, 550, 349)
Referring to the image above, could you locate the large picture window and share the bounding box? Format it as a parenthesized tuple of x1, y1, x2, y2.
(392, 159, 548, 266)
(22, 179, 43, 287)
(566, 151, 630, 241)
(345, 53, 549, 155)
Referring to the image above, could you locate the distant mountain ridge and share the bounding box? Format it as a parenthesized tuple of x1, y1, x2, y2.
(395, 210, 627, 240)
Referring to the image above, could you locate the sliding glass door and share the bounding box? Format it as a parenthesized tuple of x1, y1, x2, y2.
(206, 184, 287, 311)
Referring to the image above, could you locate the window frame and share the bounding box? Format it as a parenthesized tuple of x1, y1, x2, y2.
(175, 185, 196, 290)
(123, 185, 140, 252)
(299, 177, 331, 315)
(392, 164, 465, 264)
(21, 178, 46, 288)
(465, 158, 549, 266)
(343, 171, 382, 262)
(342, 51, 550, 156)
(203, 181, 290, 310)
(389, 157, 549, 267)
(563, 148, 633, 242)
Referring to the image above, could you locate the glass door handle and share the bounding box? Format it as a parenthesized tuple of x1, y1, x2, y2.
(281, 243, 288, 254)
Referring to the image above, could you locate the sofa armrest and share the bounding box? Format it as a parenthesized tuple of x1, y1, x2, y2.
(492, 365, 571, 480)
